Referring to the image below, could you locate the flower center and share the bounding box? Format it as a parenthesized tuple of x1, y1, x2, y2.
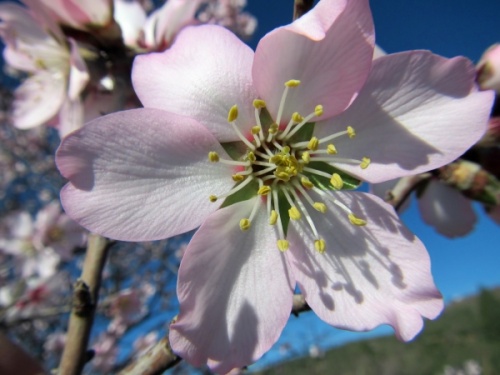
(209, 80, 370, 253)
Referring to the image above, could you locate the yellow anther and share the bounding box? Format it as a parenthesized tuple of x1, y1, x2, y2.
(239, 218, 251, 231)
(289, 206, 301, 220)
(301, 152, 311, 164)
(307, 137, 319, 151)
(270, 154, 282, 164)
(313, 202, 327, 213)
(301, 176, 314, 189)
(209, 195, 218, 202)
(314, 105, 324, 117)
(347, 126, 356, 138)
(247, 151, 256, 162)
(330, 173, 344, 190)
(314, 239, 326, 253)
(281, 146, 290, 154)
(275, 171, 290, 181)
(208, 151, 219, 162)
(269, 123, 279, 134)
(285, 79, 301, 88)
(258, 186, 271, 196)
(292, 112, 303, 123)
(232, 174, 245, 182)
(269, 210, 278, 225)
(251, 126, 261, 135)
(253, 99, 266, 109)
(227, 105, 239, 122)
(360, 157, 371, 169)
(348, 213, 367, 226)
(277, 239, 289, 251)
(327, 144, 337, 155)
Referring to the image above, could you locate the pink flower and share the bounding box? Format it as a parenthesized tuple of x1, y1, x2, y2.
(0, 3, 89, 129)
(106, 283, 155, 334)
(23, 0, 114, 31)
(32, 201, 87, 260)
(56, 0, 493, 372)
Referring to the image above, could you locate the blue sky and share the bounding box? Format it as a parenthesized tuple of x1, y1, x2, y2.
(243, 0, 500, 370)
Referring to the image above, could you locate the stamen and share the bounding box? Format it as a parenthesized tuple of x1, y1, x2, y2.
(347, 126, 356, 138)
(227, 105, 238, 122)
(277, 80, 300, 126)
(277, 239, 289, 252)
(314, 239, 326, 253)
(300, 176, 314, 189)
(269, 209, 278, 225)
(253, 165, 276, 177)
(208, 152, 250, 167)
(209, 175, 254, 202)
(301, 152, 311, 164)
(253, 99, 266, 109)
(292, 180, 327, 213)
(307, 137, 319, 151)
(266, 123, 279, 142)
(239, 218, 251, 231)
(288, 187, 321, 241)
(253, 101, 266, 141)
(313, 202, 327, 213)
(302, 166, 331, 179)
(348, 213, 367, 226)
(208, 151, 219, 162)
(283, 105, 324, 140)
(327, 144, 337, 155)
(330, 173, 344, 190)
(289, 206, 301, 220)
(360, 157, 371, 169)
(317, 126, 354, 145)
(227, 105, 255, 150)
(272, 186, 288, 250)
(258, 186, 271, 196)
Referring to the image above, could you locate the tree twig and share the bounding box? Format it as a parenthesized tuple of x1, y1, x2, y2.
(293, 0, 314, 20)
(58, 234, 112, 375)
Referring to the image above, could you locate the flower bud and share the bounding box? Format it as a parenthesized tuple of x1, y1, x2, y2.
(477, 44, 500, 93)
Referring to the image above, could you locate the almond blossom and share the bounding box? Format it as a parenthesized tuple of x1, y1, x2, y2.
(0, 3, 89, 130)
(56, 0, 494, 372)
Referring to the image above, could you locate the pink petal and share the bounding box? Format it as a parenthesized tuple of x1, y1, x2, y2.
(418, 180, 476, 237)
(56, 108, 234, 241)
(132, 25, 258, 142)
(287, 191, 443, 341)
(67, 39, 89, 101)
(316, 51, 494, 183)
(113, 0, 147, 47)
(141, 0, 204, 49)
(11, 71, 65, 129)
(253, 0, 374, 121)
(170, 198, 294, 373)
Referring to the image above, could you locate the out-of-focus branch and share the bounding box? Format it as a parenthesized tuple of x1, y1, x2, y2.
(0, 332, 48, 375)
(384, 173, 432, 212)
(120, 294, 311, 374)
(118, 337, 180, 375)
(293, 0, 314, 20)
(58, 234, 112, 375)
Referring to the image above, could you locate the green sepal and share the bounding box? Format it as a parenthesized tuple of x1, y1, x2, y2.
(287, 122, 315, 144)
(220, 179, 259, 209)
(304, 161, 362, 191)
(220, 141, 246, 161)
(277, 190, 292, 235)
(259, 107, 275, 132)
